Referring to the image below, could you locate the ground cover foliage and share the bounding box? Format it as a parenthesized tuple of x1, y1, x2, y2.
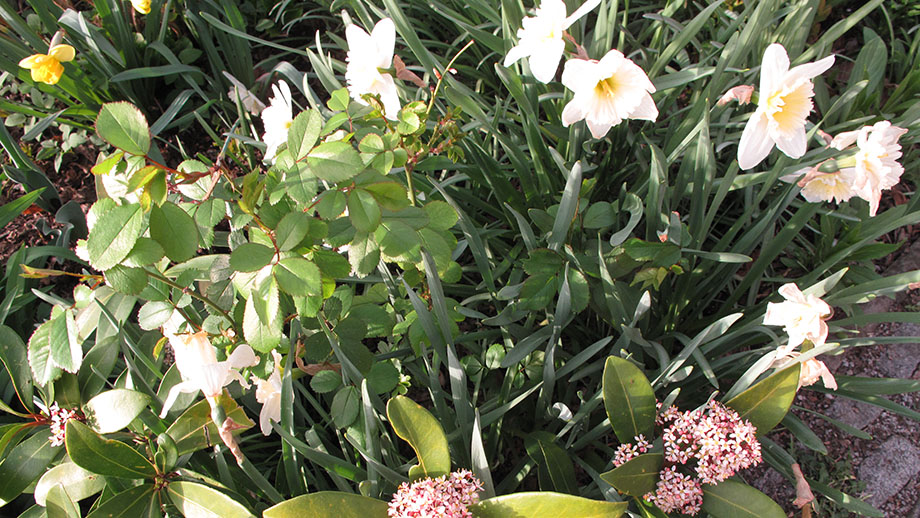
(1, 0, 919, 517)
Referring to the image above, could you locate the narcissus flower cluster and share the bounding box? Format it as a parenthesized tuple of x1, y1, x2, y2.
(387, 469, 484, 518)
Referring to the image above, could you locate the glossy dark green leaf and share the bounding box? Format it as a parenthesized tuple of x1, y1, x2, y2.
(524, 431, 577, 494)
(167, 481, 255, 518)
(0, 428, 59, 506)
(599, 453, 663, 496)
(602, 357, 657, 443)
(65, 421, 156, 479)
(386, 395, 450, 479)
(45, 484, 80, 518)
(85, 484, 155, 518)
(83, 389, 151, 433)
(701, 480, 785, 518)
(725, 364, 800, 436)
(164, 395, 254, 455)
(470, 492, 627, 518)
(34, 461, 105, 506)
(264, 492, 388, 518)
(149, 202, 199, 263)
(86, 203, 144, 271)
(0, 325, 33, 411)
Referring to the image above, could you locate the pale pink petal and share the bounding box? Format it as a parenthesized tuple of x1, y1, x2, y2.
(561, 99, 586, 127)
(630, 93, 658, 121)
(585, 117, 613, 139)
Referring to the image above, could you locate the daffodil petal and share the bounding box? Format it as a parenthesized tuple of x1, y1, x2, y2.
(759, 43, 789, 96)
(562, 0, 601, 29)
(560, 58, 597, 90)
(737, 111, 773, 170)
(528, 39, 565, 83)
(503, 43, 531, 67)
(370, 17, 396, 68)
(630, 92, 659, 121)
(773, 124, 807, 159)
(18, 54, 46, 68)
(48, 44, 75, 63)
(159, 380, 200, 417)
(786, 54, 835, 83)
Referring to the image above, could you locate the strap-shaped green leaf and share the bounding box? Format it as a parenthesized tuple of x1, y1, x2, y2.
(386, 395, 450, 479)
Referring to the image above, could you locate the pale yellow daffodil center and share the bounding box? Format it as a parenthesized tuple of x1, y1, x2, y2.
(763, 81, 813, 135)
(594, 75, 620, 99)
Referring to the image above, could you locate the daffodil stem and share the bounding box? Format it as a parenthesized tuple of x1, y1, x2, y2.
(426, 40, 474, 117)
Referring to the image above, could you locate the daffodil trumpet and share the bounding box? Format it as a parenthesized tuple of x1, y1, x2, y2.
(18, 32, 75, 86)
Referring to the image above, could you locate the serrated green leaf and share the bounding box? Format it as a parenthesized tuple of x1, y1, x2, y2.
(273, 257, 321, 296)
(331, 386, 360, 428)
(348, 232, 380, 277)
(364, 182, 409, 211)
(348, 189, 382, 233)
(95, 102, 150, 156)
(86, 203, 145, 271)
(122, 237, 165, 267)
(149, 202, 199, 263)
(307, 142, 364, 183)
(275, 212, 311, 251)
(28, 315, 63, 385)
(230, 243, 275, 272)
(288, 110, 323, 161)
(105, 264, 147, 295)
(310, 370, 342, 393)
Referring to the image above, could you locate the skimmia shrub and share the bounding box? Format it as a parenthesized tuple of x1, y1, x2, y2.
(0, 1, 918, 518)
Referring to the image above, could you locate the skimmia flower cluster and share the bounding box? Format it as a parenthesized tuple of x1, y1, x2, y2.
(47, 403, 82, 447)
(612, 402, 761, 515)
(387, 469, 484, 518)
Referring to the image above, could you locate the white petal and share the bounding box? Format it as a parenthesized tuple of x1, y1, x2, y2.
(737, 112, 774, 170)
(561, 59, 598, 91)
(227, 344, 258, 369)
(159, 381, 199, 417)
(528, 40, 565, 83)
(370, 18, 396, 68)
(787, 54, 835, 83)
(629, 92, 658, 121)
(585, 117, 613, 139)
(561, 99, 586, 127)
(830, 129, 860, 150)
(774, 124, 807, 159)
(374, 74, 401, 120)
(759, 44, 790, 97)
(346, 23, 373, 54)
(562, 0, 601, 29)
(504, 43, 531, 67)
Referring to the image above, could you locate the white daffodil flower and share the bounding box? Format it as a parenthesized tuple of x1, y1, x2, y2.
(763, 283, 832, 349)
(798, 168, 858, 205)
(560, 49, 658, 138)
(834, 121, 908, 216)
(771, 351, 838, 390)
(252, 350, 283, 436)
(261, 80, 293, 164)
(503, 0, 601, 83)
(159, 331, 259, 417)
(738, 44, 835, 170)
(346, 18, 400, 120)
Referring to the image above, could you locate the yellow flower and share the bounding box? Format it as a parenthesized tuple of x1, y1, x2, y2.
(131, 0, 151, 14)
(18, 44, 75, 85)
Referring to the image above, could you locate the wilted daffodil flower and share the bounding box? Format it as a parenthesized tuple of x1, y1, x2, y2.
(763, 283, 832, 349)
(346, 17, 400, 120)
(159, 331, 259, 417)
(738, 43, 835, 170)
(560, 49, 658, 138)
(260, 80, 293, 163)
(19, 41, 75, 86)
(131, 0, 151, 14)
(252, 350, 282, 436)
(503, 0, 601, 83)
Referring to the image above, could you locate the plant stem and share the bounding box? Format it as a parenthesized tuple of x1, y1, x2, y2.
(426, 40, 475, 117)
(146, 270, 236, 330)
